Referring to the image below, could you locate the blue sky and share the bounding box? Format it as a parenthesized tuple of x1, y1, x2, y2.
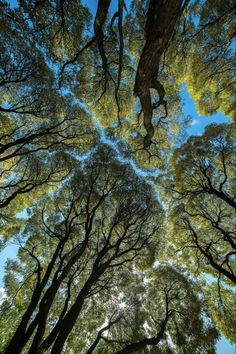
(181, 85, 230, 136)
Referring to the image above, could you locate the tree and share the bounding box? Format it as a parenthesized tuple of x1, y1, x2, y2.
(1, 146, 162, 353)
(164, 123, 235, 283)
(0, 0, 97, 217)
(174, 0, 236, 120)
(160, 123, 236, 340)
(89, 266, 218, 354)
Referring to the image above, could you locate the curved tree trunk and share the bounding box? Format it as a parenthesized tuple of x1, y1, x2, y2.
(134, 0, 189, 147)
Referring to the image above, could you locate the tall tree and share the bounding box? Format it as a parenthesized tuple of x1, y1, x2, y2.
(164, 123, 235, 283)
(160, 123, 236, 339)
(90, 266, 218, 354)
(2, 146, 162, 353)
(0, 1, 97, 218)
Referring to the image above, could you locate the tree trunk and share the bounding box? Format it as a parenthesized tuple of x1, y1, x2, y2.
(134, 0, 187, 147)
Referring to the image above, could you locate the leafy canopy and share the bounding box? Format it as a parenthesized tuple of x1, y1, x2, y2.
(0, 0, 235, 353)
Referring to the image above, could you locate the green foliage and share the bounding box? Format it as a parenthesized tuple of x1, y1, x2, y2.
(90, 266, 219, 353)
(0, 0, 235, 352)
(160, 123, 236, 342)
(168, 0, 236, 120)
(204, 284, 236, 343)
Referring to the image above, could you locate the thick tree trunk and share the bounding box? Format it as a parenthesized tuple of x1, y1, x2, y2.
(27, 235, 91, 353)
(134, 0, 187, 147)
(209, 188, 236, 209)
(4, 243, 62, 354)
(48, 269, 102, 354)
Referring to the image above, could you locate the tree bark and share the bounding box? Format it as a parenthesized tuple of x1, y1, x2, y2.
(115, 318, 168, 354)
(48, 269, 103, 354)
(4, 243, 63, 354)
(134, 0, 187, 147)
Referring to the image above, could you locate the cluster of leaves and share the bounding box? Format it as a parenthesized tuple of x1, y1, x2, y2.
(0, 0, 235, 353)
(167, 0, 236, 120)
(1, 147, 220, 353)
(160, 123, 236, 341)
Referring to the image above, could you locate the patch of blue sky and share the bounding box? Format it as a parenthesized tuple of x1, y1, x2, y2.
(6, 0, 18, 8)
(181, 84, 230, 137)
(82, 0, 128, 18)
(16, 209, 29, 219)
(217, 337, 235, 354)
(0, 242, 19, 287)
